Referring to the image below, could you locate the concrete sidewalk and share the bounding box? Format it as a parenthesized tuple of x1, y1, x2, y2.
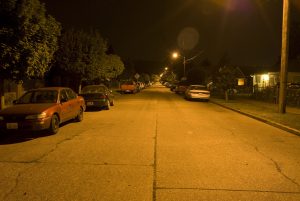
(210, 97, 300, 136)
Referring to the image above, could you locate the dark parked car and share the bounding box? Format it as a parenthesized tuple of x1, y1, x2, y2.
(0, 87, 85, 134)
(169, 81, 178, 92)
(174, 81, 190, 94)
(80, 85, 114, 110)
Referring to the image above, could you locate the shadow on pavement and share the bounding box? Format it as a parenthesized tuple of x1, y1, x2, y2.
(85, 108, 104, 112)
(0, 130, 53, 145)
(0, 121, 74, 145)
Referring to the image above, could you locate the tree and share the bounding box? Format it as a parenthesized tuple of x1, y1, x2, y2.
(140, 73, 151, 83)
(213, 65, 242, 101)
(161, 71, 176, 83)
(0, 0, 61, 108)
(53, 29, 108, 90)
(99, 54, 124, 80)
(0, 0, 61, 80)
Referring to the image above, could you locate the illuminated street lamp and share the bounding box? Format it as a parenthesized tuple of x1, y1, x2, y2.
(172, 52, 179, 59)
(165, 67, 168, 71)
(172, 51, 186, 78)
(171, 50, 203, 79)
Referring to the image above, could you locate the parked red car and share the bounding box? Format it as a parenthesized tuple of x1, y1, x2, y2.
(120, 81, 138, 94)
(0, 87, 85, 134)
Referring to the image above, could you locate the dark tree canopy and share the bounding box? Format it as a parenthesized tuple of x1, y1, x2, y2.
(53, 29, 124, 86)
(0, 0, 61, 81)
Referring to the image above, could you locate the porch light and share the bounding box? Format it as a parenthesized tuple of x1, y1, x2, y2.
(262, 74, 269, 82)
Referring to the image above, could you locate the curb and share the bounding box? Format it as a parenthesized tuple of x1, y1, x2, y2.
(210, 100, 300, 136)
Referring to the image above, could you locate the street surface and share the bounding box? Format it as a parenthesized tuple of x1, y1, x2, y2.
(0, 84, 300, 201)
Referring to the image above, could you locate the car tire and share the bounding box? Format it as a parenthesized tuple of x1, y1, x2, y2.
(75, 107, 83, 122)
(49, 114, 59, 134)
(105, 100, 110, 110)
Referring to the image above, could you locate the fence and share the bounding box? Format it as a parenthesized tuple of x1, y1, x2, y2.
(211, 86, 300, 108)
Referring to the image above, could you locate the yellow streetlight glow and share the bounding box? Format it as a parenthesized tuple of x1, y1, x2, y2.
(172, 52, 179, 59)
(165, 67, 168, 70)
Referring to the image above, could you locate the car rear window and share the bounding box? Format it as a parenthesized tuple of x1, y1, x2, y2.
(190, 86, 207, 90)
(81, 86, 105, 94)
(122, 81, 134, 85)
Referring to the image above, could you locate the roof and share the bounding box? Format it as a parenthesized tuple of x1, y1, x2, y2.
(238, 59, 300, 75)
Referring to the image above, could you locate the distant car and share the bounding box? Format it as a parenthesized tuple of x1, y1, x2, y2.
(0, 87, 85, 134)
(185, 85, 210, 101)
(120, 81, 138, 94)
(288, 82, 300, 89)
(137, 82, 145, 90)
(174, 81, 190, 94)
(169, 82, 178, 91)
(80, 85, 114, 110)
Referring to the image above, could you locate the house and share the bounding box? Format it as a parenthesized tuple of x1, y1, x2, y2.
(251, 59, 300, 90)
(252, 72, 300, 88)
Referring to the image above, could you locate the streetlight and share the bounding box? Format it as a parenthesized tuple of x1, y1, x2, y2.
(172, 51, 186, 78)
(171, 50, 203, 79)
(172, 52, 178, 59)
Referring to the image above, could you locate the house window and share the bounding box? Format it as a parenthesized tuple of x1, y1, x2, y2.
(238, 78, 245, 86)
(261, 74, 269, 87)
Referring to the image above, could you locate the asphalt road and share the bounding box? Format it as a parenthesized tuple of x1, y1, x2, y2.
(0, 84, 300, 201)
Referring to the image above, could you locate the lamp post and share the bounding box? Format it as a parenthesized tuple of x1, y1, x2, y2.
(278, 0, 290, 113)
(172, 51, 203, 79)
(172, 52, 186, 77)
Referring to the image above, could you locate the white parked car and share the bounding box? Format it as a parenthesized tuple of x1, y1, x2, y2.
(184, 85, 210, 101)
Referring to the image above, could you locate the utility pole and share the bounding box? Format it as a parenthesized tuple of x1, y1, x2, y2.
(278, 0, 290, 113)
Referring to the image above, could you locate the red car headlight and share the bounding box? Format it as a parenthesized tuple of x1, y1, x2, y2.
(25, 112, 47, 120)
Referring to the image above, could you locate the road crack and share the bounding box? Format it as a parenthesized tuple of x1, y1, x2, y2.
(218, 127, 300, 190)
(1, 130, 89, 200)
(254, 146, 300, 189)
(2, 165, 37, 201)
(29, 132, 84, 163)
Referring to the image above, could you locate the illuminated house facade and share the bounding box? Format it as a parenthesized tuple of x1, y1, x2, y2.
(252, 72, 300, 88)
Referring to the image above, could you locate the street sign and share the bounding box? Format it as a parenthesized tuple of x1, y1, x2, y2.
(134, 73, 140, 80)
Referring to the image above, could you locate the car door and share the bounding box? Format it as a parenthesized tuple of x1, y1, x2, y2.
(65, 88, 80, 118)
(59, 89, 72, 121)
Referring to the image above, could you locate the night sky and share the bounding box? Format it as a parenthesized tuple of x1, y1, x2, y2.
(41, 0, 299, 67)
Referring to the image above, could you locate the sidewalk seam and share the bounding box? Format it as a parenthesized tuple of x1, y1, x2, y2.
(211, 100, 300, 136)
